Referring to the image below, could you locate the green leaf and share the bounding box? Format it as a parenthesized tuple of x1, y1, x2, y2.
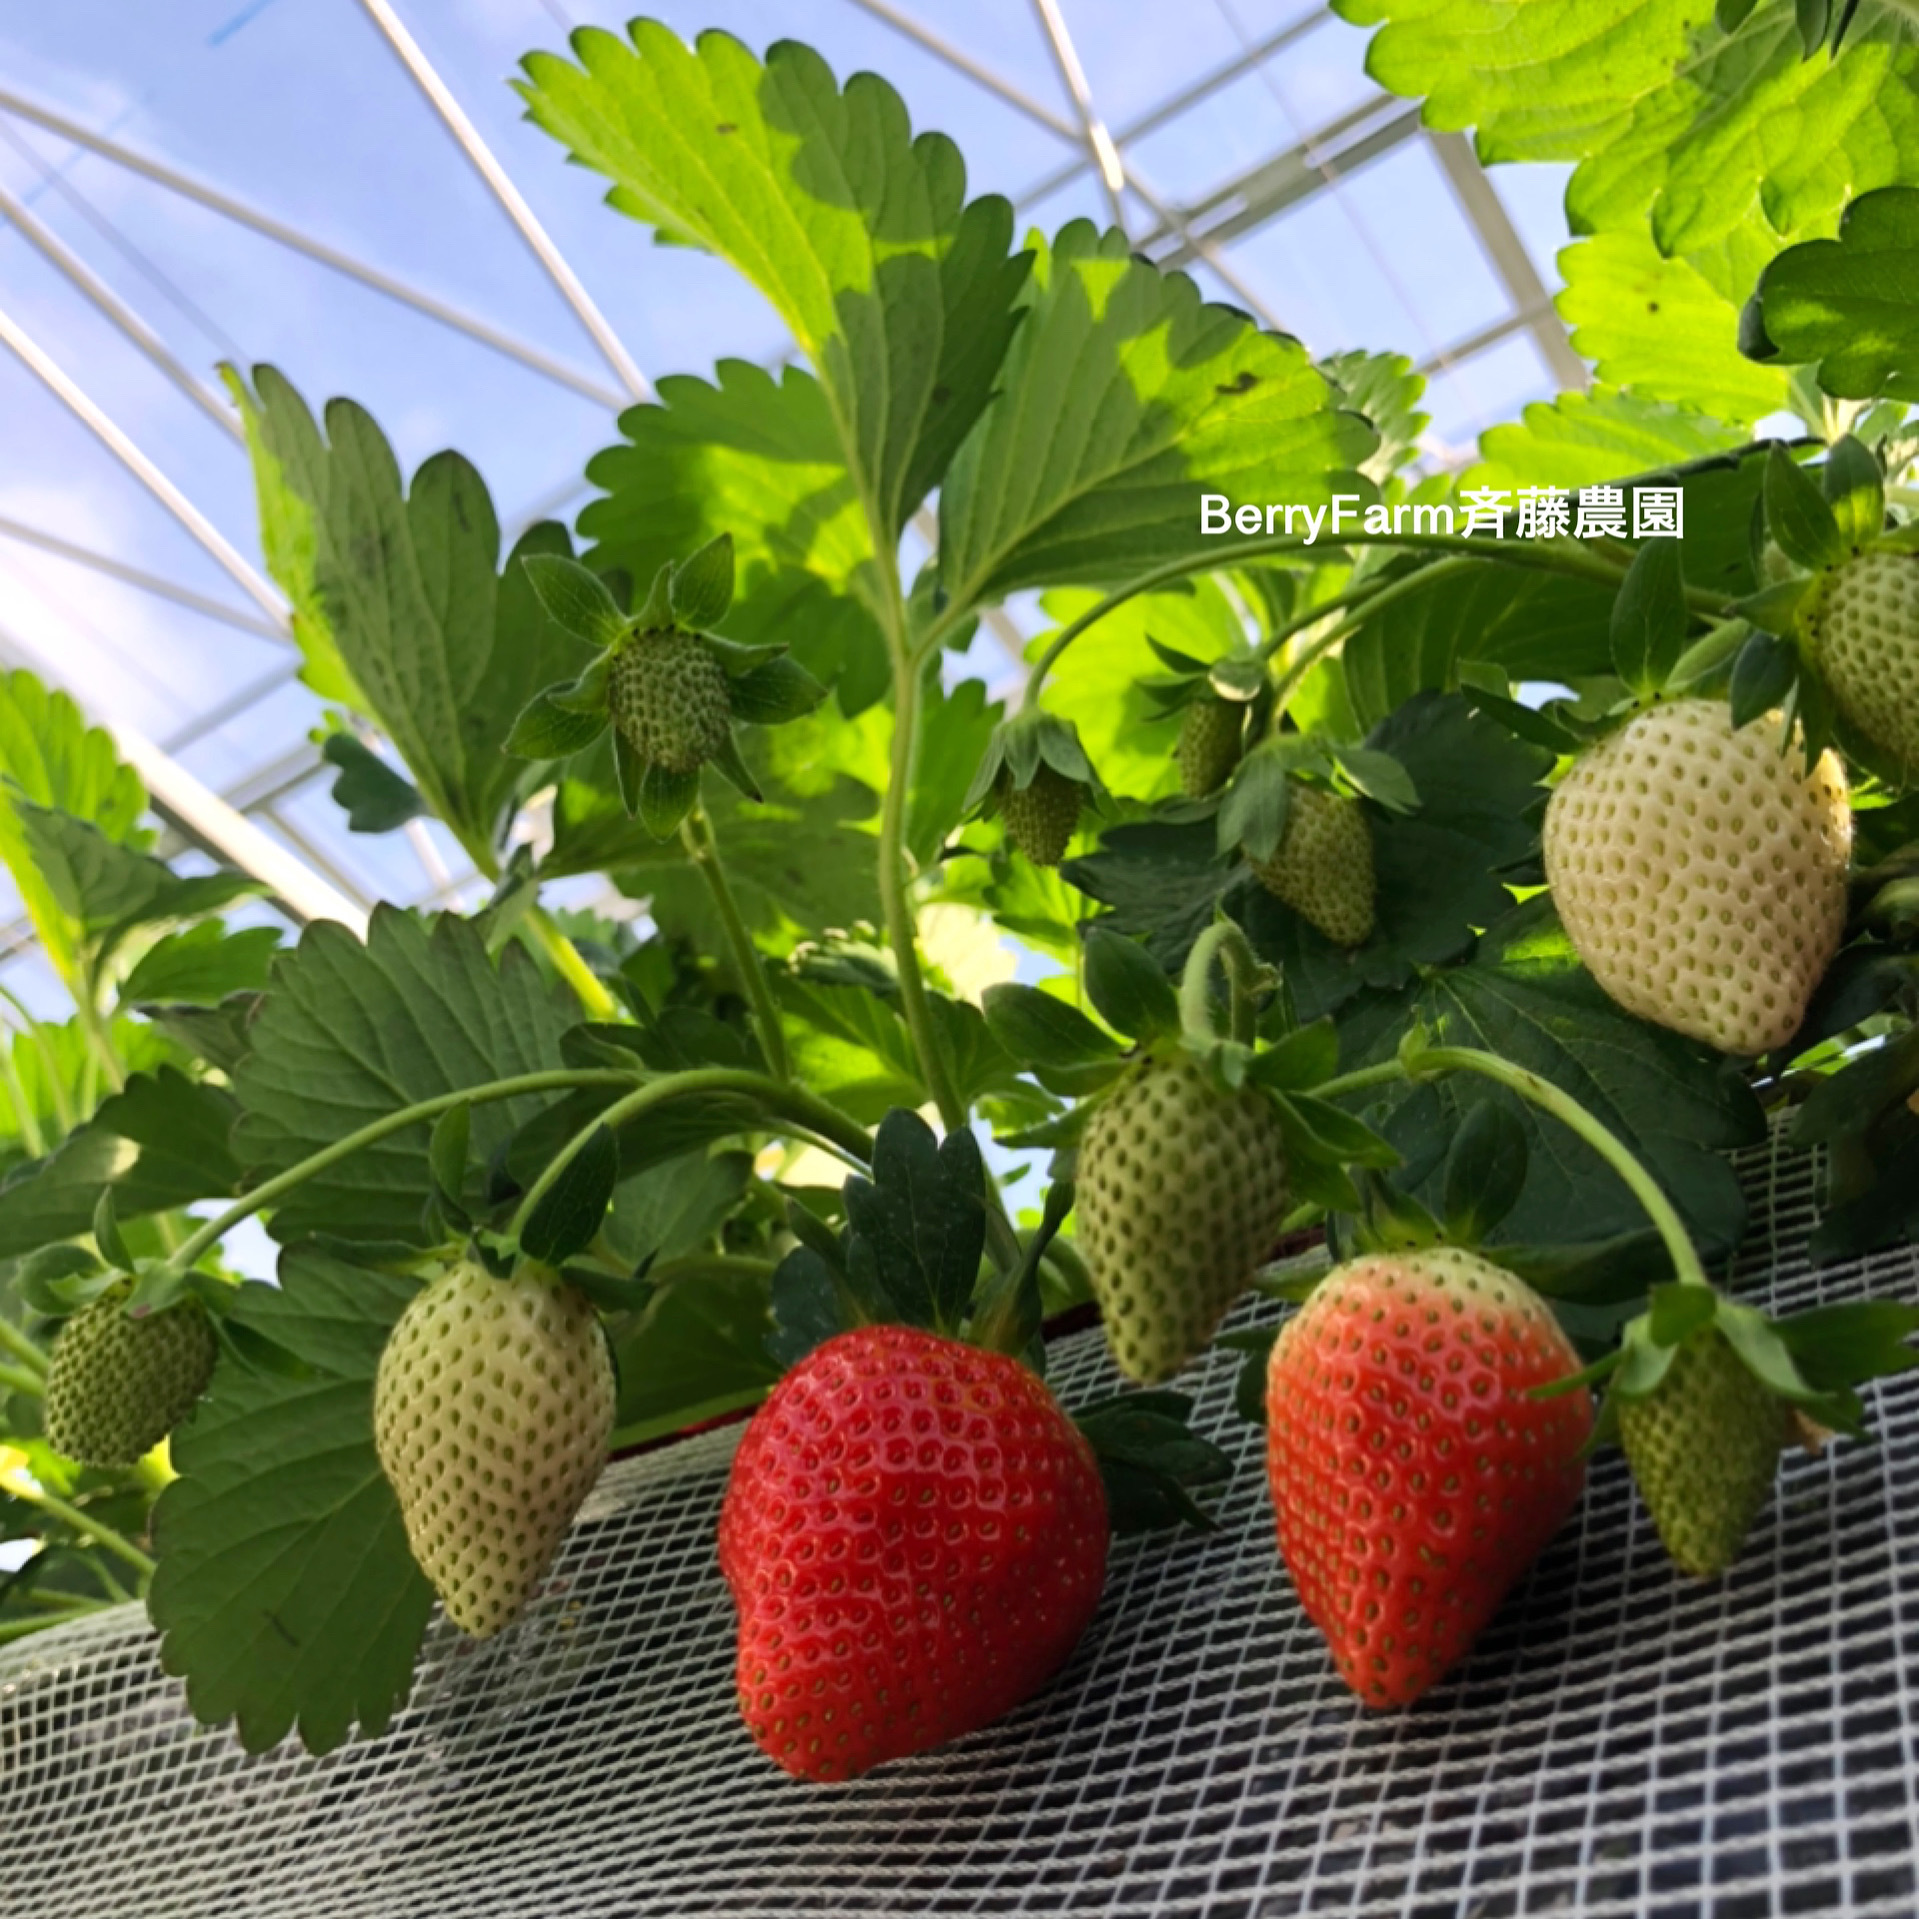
(637, 760, 702, 840)
(841, 1111, 988, 1334)
(227, 367, 586, 869)
(1082, 927, 1181, 1043)
(1440, 1098, 1529, 1244)
(118, 923, 279, 1008)
(505, 687, 610, 761)
(1321, 347, 1430, 479)
(519, 1125, 619, 1265)
(578, 363, 887, 713)
(1466, 387, 1750, 494)
(980, 983, 1122, 1070)
(520, 26, 1025, 546)
(1338, 896, 1764, 1255)
(149, 1247, 434, 1754)
(1342, 0, 1919, 264)
(669, 532, 736, 630)
(599, 1148, 753, 1272)
(318, 732, 426, 835)
(1728, 627, 1801, 727)
(520, 552, 627, 649)
(427, 1101, 470, 1216)
(938, 221, 1375, 610)
(1645, 1280, 1720, 1346)
(1609, 537, 1690, 697)
(1765, 442, 1847, 569)
(610, 1259, 781, 1442)
(231, 909, 576, 1245)
(1753, 186, 1919, 399)
(138, 995, 260, 1076)
(725, 656, 827, 727)
(1559, 233, 1790, 425)
(0, 669, 149, 991)
(1216, 746, 1294, 863)
(0, 1067, 242, 1257)
(1823, 432, 1886, 547)
(1774, 1298, 1919, 1388)
(1246, 1018, 1340, 1093)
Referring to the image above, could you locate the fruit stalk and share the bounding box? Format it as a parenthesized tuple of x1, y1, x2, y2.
(0, 1362, 43, 1398)
(1179, 919, 1266, 1045)
(145, 1067, 647, 1294)
(525, 907, 619, 1022)
(679, 806, 791, 1081)
(507, 1068, 876, 1242)
(0, 1315, 47, 1375)
(0, 1470, 156, 1580)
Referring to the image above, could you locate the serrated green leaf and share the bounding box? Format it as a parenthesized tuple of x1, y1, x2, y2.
(318, 732, 426, 834)
(578, 363, 888, 713)
(520, 552, 627, 650)
(1082, 927, 1180, 1043)
(938, 220, 1375, 610)
(117, 924, 279, 1009)
(1753, 186, 1919, 399)
(520, 26, 1025, 548)
(149, 1248, 434, 1754)
(227, 367, 586, 871)
(1466, 387, 1750, 494)
(230, 909, 576, 1245)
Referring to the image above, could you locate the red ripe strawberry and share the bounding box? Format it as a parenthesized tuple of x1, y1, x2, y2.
(719, 1325, 1109, 1781)
(1265, 1248, 1592, 1708)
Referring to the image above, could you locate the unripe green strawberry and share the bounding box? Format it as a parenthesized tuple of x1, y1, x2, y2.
(1618, 1325, 1789, 1577)
(41, 1279, 217, 1468)
(998, 763, 1083, 866)
(374, 1259, 615, 1638)
(606, 629, 732, 773)
(1543, 699, 1850, 1055)
(1176, 696, 1244, 797)
(1811, 549, 1919, 777)
(1266, 1248, 1591, 1707)
(1248, 785, 1376, 947)
(1076, 1056, 1289, 1382)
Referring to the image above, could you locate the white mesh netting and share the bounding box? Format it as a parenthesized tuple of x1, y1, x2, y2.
(3, 1127, 1918, 1918)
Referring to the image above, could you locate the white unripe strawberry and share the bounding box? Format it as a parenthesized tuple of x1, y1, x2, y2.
(374, 1259, 615, 1637)
(1543, 699, 1849, 1055)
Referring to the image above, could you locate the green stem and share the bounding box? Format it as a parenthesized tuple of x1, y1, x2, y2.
(2, 1481, 156, 1579)
(1179, 921, 1265, 1046)
(507, 1069, 875, 1243)
(0, 1317, 47, 1375)
(1021, 531, 1645, 708)
(681, 808, 790, 1081)
(878, 646, 966, 1133)
(0, 1362, 42, 1398)
(643, 1253, 779, 1288)
(526, 907, 618, 1022)
(75, 982, 126, 1096)
(158, 1068, 643, 1281)
(0, 1028, 44, 1159)
(1313, 1059, 1413, 1102)
(0, 984, 73, 1137)
(19, 1585, 107, 1611)
(0, 1608, 115, 1644)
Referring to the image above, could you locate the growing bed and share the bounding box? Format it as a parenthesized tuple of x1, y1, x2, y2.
(3, 1124, 1915, 1919)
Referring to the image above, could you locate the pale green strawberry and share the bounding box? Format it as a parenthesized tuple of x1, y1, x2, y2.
(1811, 548, 1919, 777)
(607, 629, 732, 773)
(1618, 1325, 1789, 1577)
(1076, 1056, 1289, 1382)
(998, 763, 1084, 866)
(1248, 785, 1376, 947)
(374, 1259, 616, 1637)
(1176, 697, 1244, 798)
(42, 1279, 217, 1469)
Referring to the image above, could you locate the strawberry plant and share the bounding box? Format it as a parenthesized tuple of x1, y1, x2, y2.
(8, 3, 1919, 1763)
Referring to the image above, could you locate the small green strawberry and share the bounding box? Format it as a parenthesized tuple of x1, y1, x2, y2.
(1543, 699, 1850, 1054)
(1076, 1056, 1289, 1382)
(1266, 1248, 1591, 1707)
(997, 762, 1084, 866)
(374, 1258, 615, 1638)
(606, 628, 734, 773)
(1809, 548, 1919, 778)
(41, 1279, 218, 1469)
(1617, 1325, 1789, 1578)
(1176, 696, 1244, 798)
(1248, 785, 1376, 947)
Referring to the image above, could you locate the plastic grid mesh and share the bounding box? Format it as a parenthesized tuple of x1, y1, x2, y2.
(4, 1127, 1919, 1918)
